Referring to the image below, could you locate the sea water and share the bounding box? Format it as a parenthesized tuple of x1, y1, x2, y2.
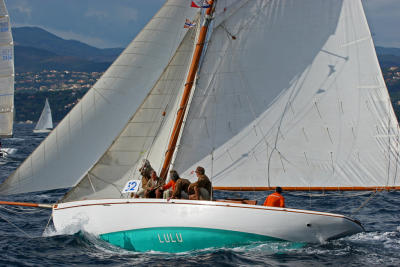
(0, 123, 400, 266)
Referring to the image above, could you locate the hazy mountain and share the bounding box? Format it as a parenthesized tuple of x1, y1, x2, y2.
(11, 26, 400, 73)
(13, 27, 123, 62)
(12, 27, 123, 72)
(15, 46, 111, 73)
(376, 46, 400, 57)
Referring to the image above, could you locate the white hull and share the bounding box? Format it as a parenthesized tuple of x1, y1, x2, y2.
(52, 198, 363, 252)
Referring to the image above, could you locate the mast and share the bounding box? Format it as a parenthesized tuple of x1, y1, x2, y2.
(160, 1, 215, 179)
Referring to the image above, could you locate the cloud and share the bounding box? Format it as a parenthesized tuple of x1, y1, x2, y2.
(6, 0, 33, 20)
(84, 9, 110, 20)
(114, 6, 139, 22)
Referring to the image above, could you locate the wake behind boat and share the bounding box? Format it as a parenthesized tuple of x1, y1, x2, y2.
(0, 0, 398, 253)
(0, 147, 17, 157)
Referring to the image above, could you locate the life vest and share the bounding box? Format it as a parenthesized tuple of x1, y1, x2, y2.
(163, 179, 176, 191)
(263, 192, 285, 207)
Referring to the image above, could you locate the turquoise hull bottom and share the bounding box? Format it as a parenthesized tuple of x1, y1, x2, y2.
(100, 227, 287, 253)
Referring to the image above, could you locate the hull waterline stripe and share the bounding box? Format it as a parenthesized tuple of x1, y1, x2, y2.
(99, 226, 289, 252)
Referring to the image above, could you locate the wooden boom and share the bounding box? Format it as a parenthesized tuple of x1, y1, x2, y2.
(213, 186, 400, 191)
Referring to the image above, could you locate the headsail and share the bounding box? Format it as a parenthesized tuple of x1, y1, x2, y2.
(0, 0, 14, 138)
(34, 98, 53, 131)
(62, 24, 198, 202)
(0, 0, 197, 195)
(173, 0, 400, 190)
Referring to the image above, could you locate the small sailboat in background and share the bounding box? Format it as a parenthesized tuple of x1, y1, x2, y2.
(0, 0, 398, 252)
(33, 98, 53, 134)
(0, 0, 15, 157)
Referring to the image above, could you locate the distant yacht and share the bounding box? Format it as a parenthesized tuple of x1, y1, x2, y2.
(33, 98, 53, 133)
(0, 0, 15, 158)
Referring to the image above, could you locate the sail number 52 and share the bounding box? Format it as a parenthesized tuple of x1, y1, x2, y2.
(122, 180, 140, 193)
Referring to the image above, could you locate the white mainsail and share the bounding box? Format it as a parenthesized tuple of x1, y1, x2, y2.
(0, 0, 14, 138)
(34, 98, 53, 132)
(0, 0, 197, 195)
(172, 0, 400, 189)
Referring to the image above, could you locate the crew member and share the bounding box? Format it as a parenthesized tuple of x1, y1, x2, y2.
(171, 177, 191, 199)
(188, 166, 212, 200)
(133, 159, 153, 198)
(263, 187, 285, 208)
(144, 170, 163, 198)
(161, 170, 179, 199)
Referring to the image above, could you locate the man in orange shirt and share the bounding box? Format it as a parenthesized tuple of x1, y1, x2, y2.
(161, 170, 179, 198)
(263, 187, 285, 208)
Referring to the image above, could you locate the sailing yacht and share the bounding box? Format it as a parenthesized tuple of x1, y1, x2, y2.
(33, 98, 53, 133)
(0, 0, 15, 157)
(0, 0, 398, 252)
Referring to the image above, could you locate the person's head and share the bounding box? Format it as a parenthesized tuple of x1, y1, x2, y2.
(169, 170, 180, 182)
(276, 187, 282, 194)
(142, 159, 150, 167)
(195, 166, 205, 177)
(151, 170, 157, 180)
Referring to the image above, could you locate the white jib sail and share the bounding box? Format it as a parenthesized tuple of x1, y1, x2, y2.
(173, 0, 400, 189)
(0, 0, 14, 138)
(0, 0, 198, 195)
(62, 24, 198, 202)
(34, 98, 53, 131)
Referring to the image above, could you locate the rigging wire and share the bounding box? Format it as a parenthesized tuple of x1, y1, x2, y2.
(0, 205, 47, 215)
(0, 212, 33, 238)
(351, 190, 379, 216)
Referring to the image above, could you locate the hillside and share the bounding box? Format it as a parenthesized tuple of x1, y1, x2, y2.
(15, 46, 112, 73)
(12, 27, 123, 72)
(13, 27, 123, 62)
(376, 46, 400, 57)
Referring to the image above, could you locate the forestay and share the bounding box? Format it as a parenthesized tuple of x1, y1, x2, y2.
(62, 25, 198, 202)
(0, 0, 14, 138)
(34, 98, 53, 131)
(173, 0, 400, 189)
(0, 0, 197, 195)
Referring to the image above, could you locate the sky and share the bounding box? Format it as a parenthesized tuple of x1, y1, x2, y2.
(4, 0, 400, 49)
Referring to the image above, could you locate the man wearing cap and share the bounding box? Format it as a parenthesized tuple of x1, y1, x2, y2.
(263, 187, 285, 208)
(188, 166, 212, 200)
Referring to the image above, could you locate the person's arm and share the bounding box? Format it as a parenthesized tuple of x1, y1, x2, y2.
(194, 186, 200, 200)
(280, 196, 285, 208)
(145, 180, 154, 191)
(163, 180, 173, 190)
